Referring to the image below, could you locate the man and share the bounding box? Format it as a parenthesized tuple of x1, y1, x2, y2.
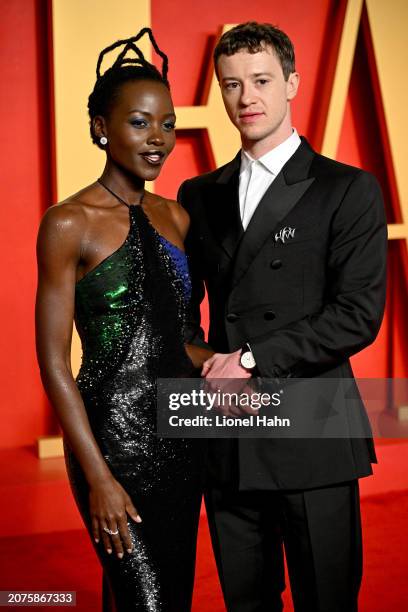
(178, 22, 387, 612)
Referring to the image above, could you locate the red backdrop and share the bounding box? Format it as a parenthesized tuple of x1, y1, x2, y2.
(0, 0, 55, 448)
(0, 0, 406, 449)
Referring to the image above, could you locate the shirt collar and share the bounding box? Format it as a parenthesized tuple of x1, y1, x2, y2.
(240, 128, 301, 176)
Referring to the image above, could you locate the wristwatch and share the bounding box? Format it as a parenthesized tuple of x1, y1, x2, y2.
(240, 344, 256, 370)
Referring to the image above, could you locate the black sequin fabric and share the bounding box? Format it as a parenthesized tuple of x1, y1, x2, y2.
(64, 203, 204, 611)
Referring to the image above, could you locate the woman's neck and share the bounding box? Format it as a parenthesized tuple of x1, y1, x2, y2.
(99, 165, 145, 203)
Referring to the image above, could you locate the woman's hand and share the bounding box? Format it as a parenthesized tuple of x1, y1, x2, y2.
(89, 475, 141, 558)
(184, 344, 214, 369)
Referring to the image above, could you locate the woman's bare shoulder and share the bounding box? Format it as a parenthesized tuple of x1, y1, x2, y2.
(150, 193, 190, 237)
(167, 199, 190, 238)
(38, 183, 100, 242)
(37, 183, 102, 260)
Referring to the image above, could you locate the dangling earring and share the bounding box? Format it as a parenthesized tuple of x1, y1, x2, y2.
(100, 136, 108, 146)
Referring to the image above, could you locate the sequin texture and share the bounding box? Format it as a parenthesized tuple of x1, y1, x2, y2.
(64, 203, 204, 611)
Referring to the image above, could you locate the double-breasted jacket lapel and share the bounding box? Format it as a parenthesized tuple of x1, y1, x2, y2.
(210, 153, 243, 260)
(230, 138, 316, 288)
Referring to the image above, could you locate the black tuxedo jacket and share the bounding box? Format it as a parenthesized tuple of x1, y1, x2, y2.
(178, 138, 387, 491)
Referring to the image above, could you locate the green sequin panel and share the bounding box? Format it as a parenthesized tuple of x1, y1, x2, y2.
(74, 244, 140, 378)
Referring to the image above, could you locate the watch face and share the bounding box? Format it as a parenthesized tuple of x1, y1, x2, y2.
(241, 351, 256, 369)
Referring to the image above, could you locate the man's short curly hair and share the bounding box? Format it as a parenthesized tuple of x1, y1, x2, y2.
(214, 21, 295, 81)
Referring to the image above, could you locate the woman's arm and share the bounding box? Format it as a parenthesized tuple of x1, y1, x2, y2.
(168, 201, 214, 368)
(35, 203, 139, 558)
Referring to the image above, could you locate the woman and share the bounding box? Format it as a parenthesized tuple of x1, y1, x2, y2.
(36, 28, 211, 611)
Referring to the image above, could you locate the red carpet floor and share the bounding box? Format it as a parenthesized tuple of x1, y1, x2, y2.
(0, 490, 407, 611)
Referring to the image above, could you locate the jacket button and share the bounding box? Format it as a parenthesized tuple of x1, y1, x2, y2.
(226, 313, 239, 322)
(270, 259, 282, 270)
(264, 310, 276, 321)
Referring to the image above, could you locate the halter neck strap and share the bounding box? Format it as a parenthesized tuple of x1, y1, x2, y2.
(97, 179, 144, 208)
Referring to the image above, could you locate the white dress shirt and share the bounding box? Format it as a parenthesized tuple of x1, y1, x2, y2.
(239, 128, 302, 230)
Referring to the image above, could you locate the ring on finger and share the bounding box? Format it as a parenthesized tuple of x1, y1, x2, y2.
(103, 526, 119, 536)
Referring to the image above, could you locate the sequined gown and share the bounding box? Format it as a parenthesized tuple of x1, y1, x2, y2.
(63, 201, 204, 612)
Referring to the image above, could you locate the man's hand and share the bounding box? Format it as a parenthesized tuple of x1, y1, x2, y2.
(202, 350, 252, 379)
(201, 350, 253, 416)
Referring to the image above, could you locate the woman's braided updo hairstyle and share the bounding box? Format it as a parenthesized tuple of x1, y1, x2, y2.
(88, 27, 169, 148)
